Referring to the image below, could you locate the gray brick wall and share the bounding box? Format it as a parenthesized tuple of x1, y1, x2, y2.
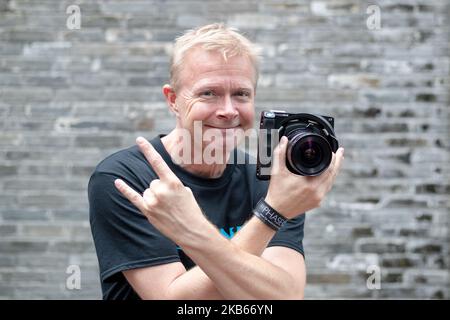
(0, 0, 449, 299)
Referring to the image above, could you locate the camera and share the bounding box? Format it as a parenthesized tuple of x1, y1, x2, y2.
(256, 110, 339, 179)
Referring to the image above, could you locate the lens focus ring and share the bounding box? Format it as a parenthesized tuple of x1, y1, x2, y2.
(286, 132, 332, 176)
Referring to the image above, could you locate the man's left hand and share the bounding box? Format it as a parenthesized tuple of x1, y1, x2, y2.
(114, 137, 207, 245)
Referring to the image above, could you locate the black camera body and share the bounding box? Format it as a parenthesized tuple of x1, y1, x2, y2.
(256, 110, 339, 180)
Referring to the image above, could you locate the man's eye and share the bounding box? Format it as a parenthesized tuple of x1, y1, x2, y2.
(235, 91, 250, 98)
(201, 90, 215, 97)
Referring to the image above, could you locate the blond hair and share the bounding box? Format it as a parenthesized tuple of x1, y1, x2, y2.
(170, 23, 261, 91)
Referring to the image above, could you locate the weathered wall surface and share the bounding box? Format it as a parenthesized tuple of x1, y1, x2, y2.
(0, 0, 448, 299)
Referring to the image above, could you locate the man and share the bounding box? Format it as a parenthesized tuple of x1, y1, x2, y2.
(88, 23, 344, 300)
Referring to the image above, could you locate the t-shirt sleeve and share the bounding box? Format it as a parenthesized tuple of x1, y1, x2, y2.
(88, 171, 181, 283)
(267, 214, 305, 258)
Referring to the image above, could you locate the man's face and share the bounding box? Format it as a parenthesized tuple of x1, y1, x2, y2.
(172, 48, 256, 154)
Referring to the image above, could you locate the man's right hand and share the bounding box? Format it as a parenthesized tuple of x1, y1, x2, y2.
(264, 136, 345, 220)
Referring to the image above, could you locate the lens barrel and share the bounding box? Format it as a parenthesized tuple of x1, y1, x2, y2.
(286, 131, 333, 176)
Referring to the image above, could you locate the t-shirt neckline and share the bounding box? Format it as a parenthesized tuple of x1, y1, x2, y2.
(149, 134, 236, 187)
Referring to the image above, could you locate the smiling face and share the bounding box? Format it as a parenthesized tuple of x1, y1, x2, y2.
(166, 47, 256, 154)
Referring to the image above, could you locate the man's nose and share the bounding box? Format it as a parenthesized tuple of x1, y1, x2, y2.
(217, 95, 239, 120)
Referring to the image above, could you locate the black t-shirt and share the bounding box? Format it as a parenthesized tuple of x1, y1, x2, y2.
(88, 135, 305, 300)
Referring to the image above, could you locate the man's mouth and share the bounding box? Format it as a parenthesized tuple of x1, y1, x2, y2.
(204, 125, 241, 130)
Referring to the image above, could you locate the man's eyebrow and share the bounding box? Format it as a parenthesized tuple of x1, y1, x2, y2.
(192, 84, 220, 92)
(193, 84, 254, 92)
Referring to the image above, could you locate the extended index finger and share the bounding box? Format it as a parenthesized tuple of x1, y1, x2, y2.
(136, 136, 178, 182)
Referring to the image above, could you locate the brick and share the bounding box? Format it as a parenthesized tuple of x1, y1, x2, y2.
(18, 164, 68, 176)
(50, 241, 96, 254)
(11, 134, 68, 149)
(128, 15, 176, 28)
(352, 226, 374, 238)
(81, 15, 122, 29)
(51, 209, 90, 222)
(0, 29, 56, 42)
(307, 272, 352, 284)
(2, 271, 48, 283)
(356, 238, 406, 254)
(9, 173, 79, 191)
(72, 103, 125, 117)
(128, 76, 169, 87)
(0, 225, 17, 236)
(408, 241, 443, 254)
(1, 209, 49, 221)
(0, 165, 17, 176)
(0, 255, 16, 267)
(25, 76, 69, 88)
(328, 74, 380, 89)
(0, 241, 48, 253)
(21, 225, 68, 238)
(17, 194, 67, 209)
(15, 253, 69, 268)
(22, 103, 72, 119)
(71, 165, 96, 176)
(404, 269, 449, 286)
(74, 135, 123, 148)
(426, 255, 449, 269)
(102, 58, 158, 72)
(55, 118, 135, 132)
(327, 253, 379, 271)
(415, 287, 448, 300)
(382, 270, 403, 284)
(68, 225, 93, 241)
(310, 1, 360, 17)
(62, 29, 105, 42)
(1, 87, 54, 102)
(381, 254, 424, 268)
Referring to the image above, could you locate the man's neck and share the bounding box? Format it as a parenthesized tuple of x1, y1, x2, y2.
(161, 129, 230, 179)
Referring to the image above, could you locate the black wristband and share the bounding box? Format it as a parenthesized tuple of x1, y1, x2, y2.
(253, 198, 287, 231)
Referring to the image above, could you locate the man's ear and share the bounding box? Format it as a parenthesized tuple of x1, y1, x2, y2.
(162, 84, 179, 116)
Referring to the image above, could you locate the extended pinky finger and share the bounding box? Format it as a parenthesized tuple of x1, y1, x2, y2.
(114, 179, 146, 213)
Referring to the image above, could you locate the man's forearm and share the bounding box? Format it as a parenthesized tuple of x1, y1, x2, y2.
(167, 215, 302, 300)
(167, 216, 273, 299)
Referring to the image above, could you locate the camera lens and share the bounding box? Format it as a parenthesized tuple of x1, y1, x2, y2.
(298, 139, 323, 167)
(287, 132, 332, 176)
